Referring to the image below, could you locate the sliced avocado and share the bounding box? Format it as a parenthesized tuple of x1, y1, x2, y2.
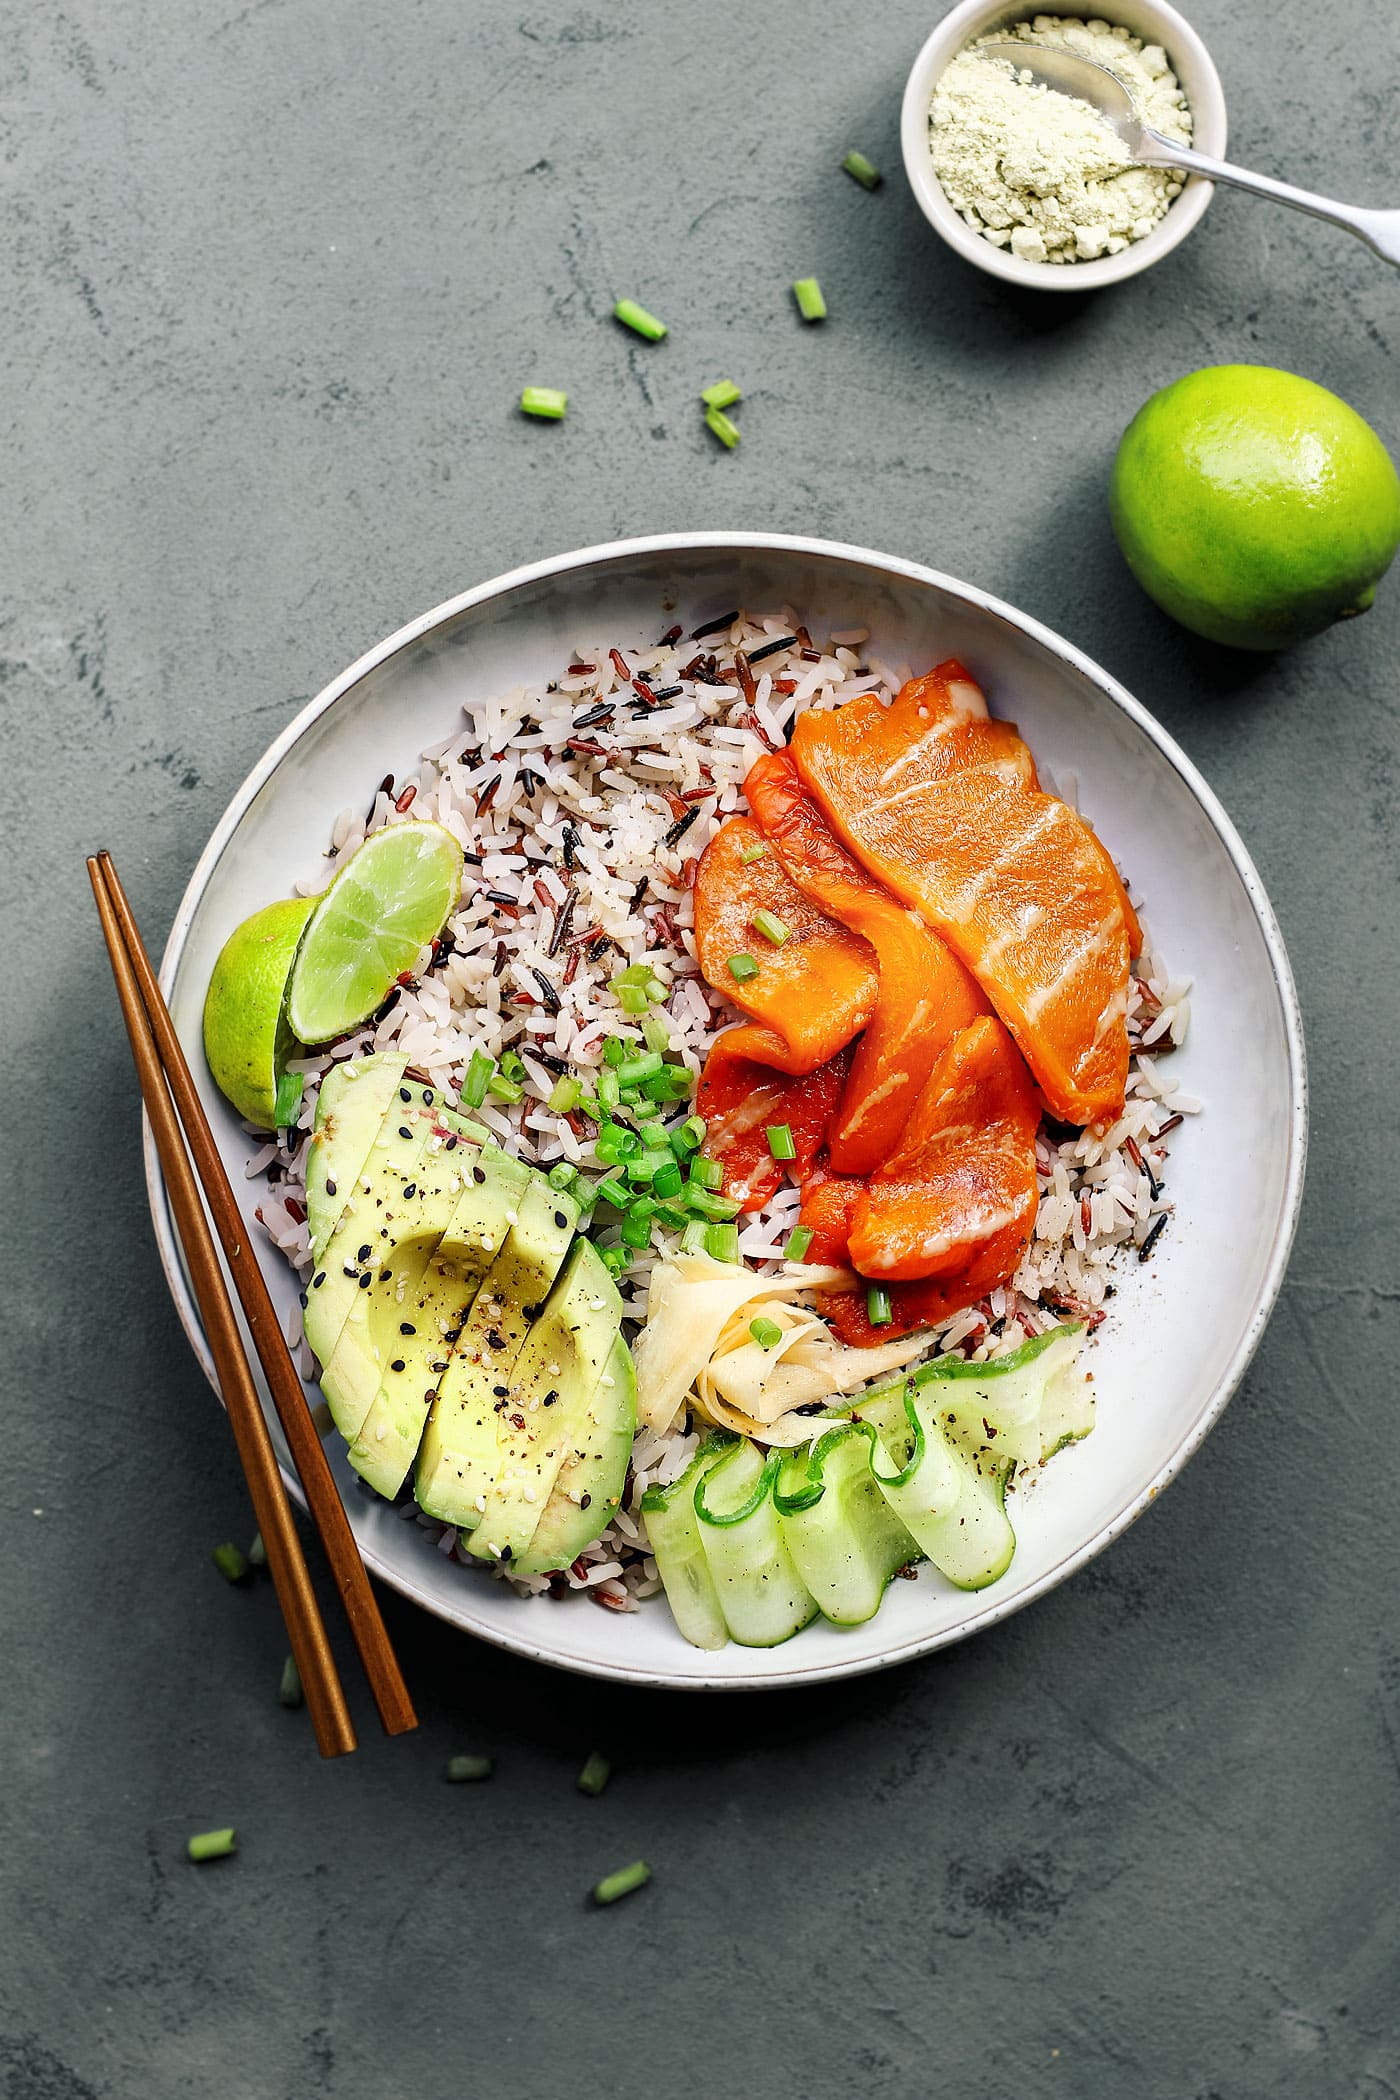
(510, 1330, 636, 1575)
(343, 1147, 531, 1499)
(304, 1053, 411, 1260)
(302, 1089, 443, 1380)
(467, 1238, 623, 1567)
(413, 1178, 581, 1526)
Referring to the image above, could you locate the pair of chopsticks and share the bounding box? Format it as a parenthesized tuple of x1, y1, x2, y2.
(89, 852, 416, 1758)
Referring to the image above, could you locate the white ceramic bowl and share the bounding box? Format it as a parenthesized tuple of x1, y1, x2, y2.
(901, 0, 1228, 291)
(147, 533, 1305, 1690)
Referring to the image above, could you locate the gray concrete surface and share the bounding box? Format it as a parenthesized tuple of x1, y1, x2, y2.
(3, 1, 1398, 2093)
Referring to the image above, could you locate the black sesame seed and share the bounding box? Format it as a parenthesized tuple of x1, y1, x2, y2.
(553, 1210, 569, 1230)
(398, 1125, 413, 1140)
(422, 1088, 434, 1105)
(403, 1183, 417, 1200)
(325, 1179, 337, 1198)
(358, 1273, 372, 1289)
(580, 1493, 591, 1510)
(400, 1322, 416, 1336)
(399, 1087, 412, 1103)
(311, 1272, 325, 1288)
(390, 1358, 406, 1373)
(492, 1385, 509, 1398)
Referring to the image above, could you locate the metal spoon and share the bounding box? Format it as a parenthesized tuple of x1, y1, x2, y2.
(980, 41, 1400, 266)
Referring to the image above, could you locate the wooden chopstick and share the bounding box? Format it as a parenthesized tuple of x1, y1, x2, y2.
(90, 852, 417, 1747)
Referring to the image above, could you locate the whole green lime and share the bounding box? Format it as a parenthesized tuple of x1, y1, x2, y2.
(203, 895, 315, 1126)
(1110, 365, 1400, 650)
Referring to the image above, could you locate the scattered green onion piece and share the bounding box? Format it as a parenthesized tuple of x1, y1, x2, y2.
(654, 1202, 690, 1230)
(598, 1069, 621, 1109)
(785, 1225, 815, 1262)
(617, 983, 650, 1014)
(273, 1070, 303, 1129)
(613, 299, 667, 341)
(645, 973, 669, 1004)
(598, 1244, 630, 1278)
(680, 1220, 710, 1255)
(651, 1161, 684, 1200)
(578, 1092, 604, 1122)
(188, 1828, 237, 1863)
(701, 378, 742, 410)
(521, 386, 568, 419)
(620, 1212, 653, 1250)
(766, 1123, 797, 1161)
(793, 277, 828, 322)
(609, 1126, 642, 1158)
(246, 1531, 266, 1570)
(616, 1050, 663, 1088)
(641, 1014, 671, 1054)
(593, 1138, 623, 1169)
(841, 149, 882, 190)
(624, 1155, 656, 1188)
(634, 1117, 668, 1147)
(500, 1050, 527, 1081)
(548, 1075, 582, 1113)
(594, 1859, 651, 1905)
(486, 1073, 523, 1104)
(641, 1148, 674, 1183)
(705, 1222, 740, 1262)
(445, 1753, 494, 1783)
(727, 952, 759, 983)
(595, 1174, 630, 1209)
(749, 1316, 784, 1351)
(612, 962, 659, 988)
(463, 1049, 494, 1108)
(577, 1750, 612, 1796)
(571, 1179, 596, 1216)
(602, 1036, 628, 1067)
(705, 405, 740, 450)
(628, 1195, 659, 1223)
(278, 1655, 303, 1710)
(688, 1155, 723, 1191)
(751, 908, 789, 947)
(212, 1543, 248, 1585)
(866, 1285, 893, 1327)
(739, 841, 767, 865)
(677, 1115, 707, 1152)
(687, 1185, 741, 1222)
(547, 1162, 575, 1192)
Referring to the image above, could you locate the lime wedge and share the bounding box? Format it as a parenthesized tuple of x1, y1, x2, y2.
(203, 895, 317, 1127)
(287, 820, 463, 1045)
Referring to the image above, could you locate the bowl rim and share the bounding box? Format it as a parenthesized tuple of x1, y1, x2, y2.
(145, 529, 1307, 1690)
(900, 0, 1229, 291)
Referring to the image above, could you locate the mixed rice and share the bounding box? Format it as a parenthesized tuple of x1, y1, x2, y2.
(244, 609, 1198, 1611)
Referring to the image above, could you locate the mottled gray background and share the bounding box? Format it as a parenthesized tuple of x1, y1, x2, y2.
(3, 1, 1398, 2094)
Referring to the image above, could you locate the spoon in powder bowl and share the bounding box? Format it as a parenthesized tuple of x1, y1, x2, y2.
(979, 41, 1400, 266)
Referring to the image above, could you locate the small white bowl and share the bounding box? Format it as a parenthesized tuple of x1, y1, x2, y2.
(901, 0, 1228, 291)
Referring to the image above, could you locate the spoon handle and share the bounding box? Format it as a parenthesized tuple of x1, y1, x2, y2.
(1142, 129, 1400, 266)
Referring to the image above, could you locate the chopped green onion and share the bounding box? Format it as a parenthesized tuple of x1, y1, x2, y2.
(188, 1828, 237, 1863)
(278, 1655, 303, 1710)
(727, 952, 759, 983)
(866, 1285, 893, 1327)
(273, 1070, 303, 1129)
(598, 1244, 630, 1278)
(463, 1049, 494, 1107)
(548, 1075, 582, 1113)
(246, 1531, 266, 1570)
(578, 1092, 605, 1122)
(595, 1174, 630, 1209)
(602, 1036, 628, 1066)
(645, 974, 669, 1004)
(613, 298, 667, 341)
(612, 962, 660, 988)
(645, 1067, 693, 1103)
(688, 1155, 723, 1191)
(486, 1073, 523, 1104)
(654, 1202, 690, 1231)
(841, 149, 882, 190)
(641, 1014, 671, 1054)
(705, 1221, 740, 1262)
(445, 1753, 494, 1782)
(627, 1195, 658, 1223)
(701, 378, 742, 410)
(521, 386, 568, 419)
(547, 1162, 576, 1192)
(624, 1155, 657, 1187)
(577, 1750, 612, 1796)
(499, 1050, 527, 1082)
(641, 1148, 674, 1182)
(608, 1125, 641, 1157)
(616, 1050, 663, 1088)
(634, 1117, 669, 1148)
(749, 1316, 783, 1351)
(751, 908, 789, 946)
(687, 1185, 741, 1222)
(620, 1211, 653, 1250)
(212, 1542, 248, 1585)
(681, 1220, 710, 1255)
(598, 1069, 621, 1110)
(705, 405, 741, 450)
(616, 983, 650, 1014)
(793, 277, 828, 322)
(740, 842, 767, 865)
(651, 1161, 684, 1200)
(676, 1115, 707, 1152)
(766, 1123, 797, 1161)
(785, 1225, 815, 1262)
(594, 1138, 624, 1169)
(593, 1859, 651, 1905)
